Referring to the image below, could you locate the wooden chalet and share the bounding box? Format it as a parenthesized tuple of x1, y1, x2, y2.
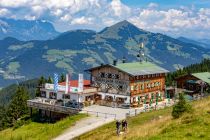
(175, 72, 210, 95)
(86, 61, 169, 107)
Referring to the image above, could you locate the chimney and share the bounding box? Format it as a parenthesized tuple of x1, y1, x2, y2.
(113, 60, 117, 66)
(122, 56, 126, 63)
(101, 63, 104, 66)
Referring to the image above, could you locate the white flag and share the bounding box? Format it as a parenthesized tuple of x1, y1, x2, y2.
(65, 74, 69, 94)
(78, 74, 84, 92)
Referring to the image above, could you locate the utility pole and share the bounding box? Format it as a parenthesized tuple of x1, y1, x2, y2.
(137, 42, 145, 63)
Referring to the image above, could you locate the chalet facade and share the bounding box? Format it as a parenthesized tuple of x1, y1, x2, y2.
(39, 80, 97, 103)
(87, 61, 169, 107)
(27, 61, 169, 118)
(27, 78, 98, 116)
(175, 72, 210, 95)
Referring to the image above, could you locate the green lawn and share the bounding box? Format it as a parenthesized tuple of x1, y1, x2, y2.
(0, 113, 86, 140)
(76, 97, 210, 140)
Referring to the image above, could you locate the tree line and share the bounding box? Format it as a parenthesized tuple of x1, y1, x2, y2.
(0, 74, 66, 131)
(166, 59, 210, 86)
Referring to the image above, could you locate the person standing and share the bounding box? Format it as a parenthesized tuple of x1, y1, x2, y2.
(122, 120, 125, 131)
(116, 120, 121, 136)
(124, 120, 128, 133)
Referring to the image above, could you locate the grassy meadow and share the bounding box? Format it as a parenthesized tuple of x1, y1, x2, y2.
(76, 97, 210, 140)
(0, 113, 86, 140)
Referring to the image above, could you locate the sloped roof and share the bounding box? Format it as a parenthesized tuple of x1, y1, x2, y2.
(59, 80, 90, 87)
(192, 72, 210, 84)
(86, 61, 169, 76)
(115, 62, 169, 76)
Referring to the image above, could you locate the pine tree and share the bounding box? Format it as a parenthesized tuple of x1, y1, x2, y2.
(0, 106, 6, 130)
(59, 73, 65, 82)
(47, 76, 52, 83)
(6, 86, 29, 126)
(36, 76, 46, 97)
(172, 93, 192, 118)
(38, 76, 46, 87)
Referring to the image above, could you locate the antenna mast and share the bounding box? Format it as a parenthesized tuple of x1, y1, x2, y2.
(137, 42, 145, 63)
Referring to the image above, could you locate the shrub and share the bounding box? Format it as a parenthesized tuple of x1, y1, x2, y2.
(172, 93, 192, 119)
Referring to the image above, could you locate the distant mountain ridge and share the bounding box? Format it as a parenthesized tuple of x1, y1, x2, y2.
(178, 37, 210, 49)
(0, 18, 60, 41)
(0, 20, 210, 87)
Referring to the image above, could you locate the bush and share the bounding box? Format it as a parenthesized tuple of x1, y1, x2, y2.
(172, 93, 192, 119)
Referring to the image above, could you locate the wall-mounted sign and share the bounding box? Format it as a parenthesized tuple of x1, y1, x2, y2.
(45, 83, 79, 93)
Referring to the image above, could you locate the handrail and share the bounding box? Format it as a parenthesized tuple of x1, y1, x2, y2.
(82, 109, 117, 119)
(27, 100, 80, 110)
(27, 100, 80, 114)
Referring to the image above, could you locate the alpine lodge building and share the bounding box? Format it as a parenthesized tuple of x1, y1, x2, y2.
(27, 60, 169, 118)
(86, 61, 169, 107)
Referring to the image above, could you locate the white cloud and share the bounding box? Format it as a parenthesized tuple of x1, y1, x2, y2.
(60, 14, 71, 22)
(0, 0, 29, 8)
(71, 16, 93, 25)
(148, 2, 159, 9)
(0, 8, 10, 16)
(0, 0, 209, 39)
(109, 0, 131, 17)
(51, 9, 63, 16)
(24, 15, 36, 20)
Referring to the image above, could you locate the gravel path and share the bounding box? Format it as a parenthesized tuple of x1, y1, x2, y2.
(53, 115, 114, 140)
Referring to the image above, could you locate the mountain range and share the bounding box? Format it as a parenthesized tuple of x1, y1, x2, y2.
(0, 18, 59, 41)
(177, 37, 210, 49)
(0, 20, 210, 87)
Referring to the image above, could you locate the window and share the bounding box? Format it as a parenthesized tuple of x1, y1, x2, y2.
(105, 73, 109, 78)
(100, 72, 105, 78)
(108, 73, 112, 78)
(49, 92, 57, 99)
(112, 74, 116, 79)
(115, 74, 120, 79)
(119, 85, 123, 91)
(141, 84, 144, 90)
(40, 91, 46, 97)
(63, 94, 70, 99)
(134, 85, 138, 90)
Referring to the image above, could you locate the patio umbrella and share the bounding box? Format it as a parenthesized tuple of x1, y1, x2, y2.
(151, 94, 154, 102)
(149, 99, 152, 106)
(138, 96, 141, 105)
(156, 97, 158, 105)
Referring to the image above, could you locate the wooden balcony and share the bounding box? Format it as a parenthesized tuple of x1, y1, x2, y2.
(27, 98, 80, 114)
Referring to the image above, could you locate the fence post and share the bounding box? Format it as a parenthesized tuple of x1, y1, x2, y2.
(97, 112, 99, 117)
(135, 109, 137, 116)
(87, 111, 88, 116)
(105, 113, 107, 119)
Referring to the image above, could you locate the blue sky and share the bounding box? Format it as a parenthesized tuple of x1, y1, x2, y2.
(0, 0, 210, 39)
(122, 0, 210, 8)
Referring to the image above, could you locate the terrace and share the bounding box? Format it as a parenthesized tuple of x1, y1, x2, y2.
(27, 97, 80, 114)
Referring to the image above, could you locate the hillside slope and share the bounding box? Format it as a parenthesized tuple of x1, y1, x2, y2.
(0, 79, 38, 106)
(77, 96, 210, 140)
(0, 20, 210, 87)
(0, 114, 86, 140)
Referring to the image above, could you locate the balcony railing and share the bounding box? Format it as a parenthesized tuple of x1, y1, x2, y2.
(27, 98, 80, 114)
